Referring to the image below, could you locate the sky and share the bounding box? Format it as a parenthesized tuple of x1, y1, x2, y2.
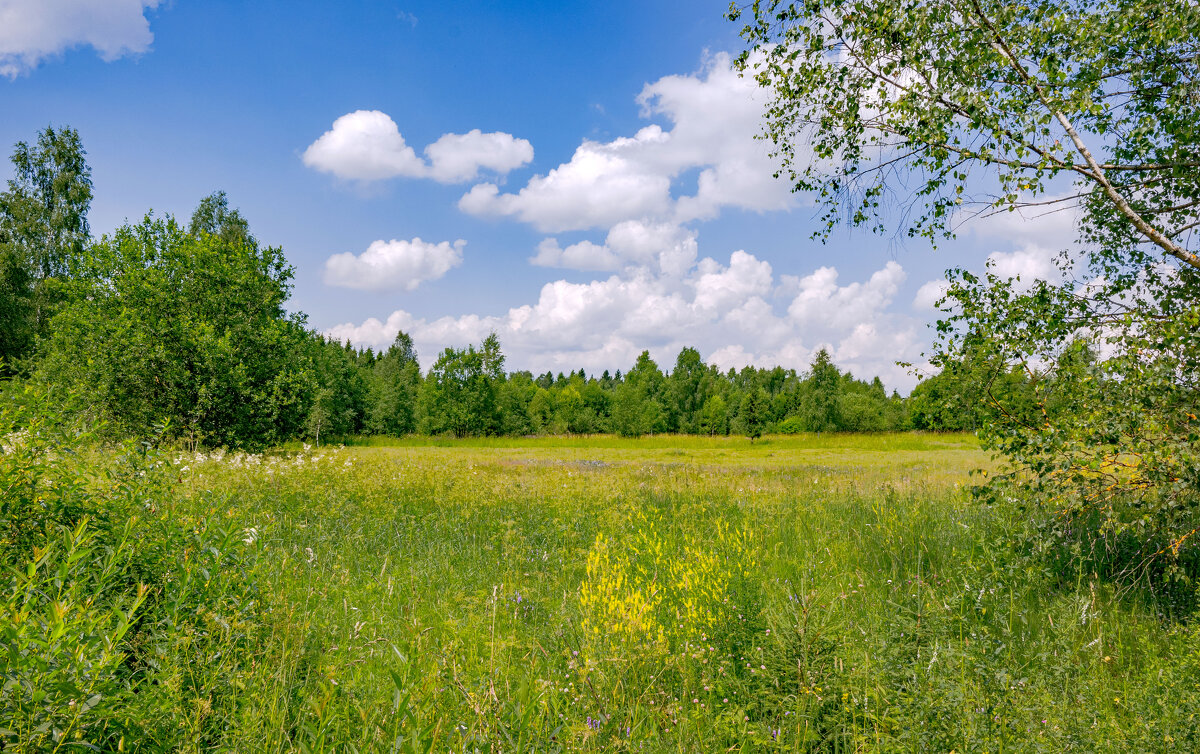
(0, 0, 1076, 391)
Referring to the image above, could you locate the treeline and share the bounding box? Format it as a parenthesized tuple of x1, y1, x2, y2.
(307, 333, 910, 441)
(0, 126, 1025, 448)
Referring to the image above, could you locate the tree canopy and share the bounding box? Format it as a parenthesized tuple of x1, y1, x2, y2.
(731, 0, 1200, 570)
(0, 126, 92, 369)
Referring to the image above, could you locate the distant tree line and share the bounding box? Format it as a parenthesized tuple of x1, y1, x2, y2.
(307, 333, 913, 441)
(0, 126, 1043, 448)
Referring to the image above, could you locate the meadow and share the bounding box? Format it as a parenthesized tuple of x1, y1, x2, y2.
(8, 432, 1200, 751)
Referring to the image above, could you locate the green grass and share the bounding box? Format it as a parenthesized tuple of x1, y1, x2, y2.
(335, 431, 980, 453)
(150, 433, 1197, 752)
(12, 431, 1199, 751)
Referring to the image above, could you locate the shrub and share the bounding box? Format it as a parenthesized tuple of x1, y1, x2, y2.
(0, 383, 262, 750)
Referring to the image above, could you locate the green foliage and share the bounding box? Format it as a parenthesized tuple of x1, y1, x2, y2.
(738, 388, 768, 440)
(802, 348, 841, 433)
(732, 0, 1200, 580)
(609, 380, 662, 438)
(0, 384, 262, 750)
(419, 334, 506, 437)
(36, 207, 311, 449)
(941, 265, 1200, 585)
(366, 332, 422, 437)
(699, 394, 729, 436)
(4, 519, 149, 749)
(0, 126, 92, 370)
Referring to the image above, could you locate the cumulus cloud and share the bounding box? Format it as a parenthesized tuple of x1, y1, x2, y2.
(987, 244, 1062, 288)
(323, 238, 465, 292)
(692, 251, 773, 312)
(457, 52, 795, 232)
(458, 136, 672, 231)
(0, 0, 161, 77)
(530, 238, 622, 271)
(424, 129, 534, 183)
(530, 220, 700, 275)
(913, 279, 950, 311)
(303, 110, 533, 184)
(786, 261, 905, 331)
(303, 111, 425, 181)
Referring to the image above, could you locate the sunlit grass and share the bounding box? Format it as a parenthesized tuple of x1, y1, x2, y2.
(164, 433, 1200, 752)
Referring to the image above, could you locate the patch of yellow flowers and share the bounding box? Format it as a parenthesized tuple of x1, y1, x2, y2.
(579, 513, 759, 656)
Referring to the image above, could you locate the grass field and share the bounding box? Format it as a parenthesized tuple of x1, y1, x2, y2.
(121, 432, 1190, 752)
(13, 431, 1192, 750)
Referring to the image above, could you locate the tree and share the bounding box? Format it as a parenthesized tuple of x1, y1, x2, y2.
(528, 387, 555, 433)
(307, 387, 333, 447)
(610, 351, 666, 437)
(667, 346, 711, 433)
(739, 388, 768, 441)
(732, 0, 1200, 569)
(419, 336, 506, 436)
(307, 336, 368, 441)
(699, 394, 730, 436)
(367, 331, 421, 435)
(0, 126, 92, 367)
(623, 351, 668, 433)
(498, 371, 537, 435)
(37, 202, 310, 448)
(803, 348, 842, 433)
(190, 190, 254, 246)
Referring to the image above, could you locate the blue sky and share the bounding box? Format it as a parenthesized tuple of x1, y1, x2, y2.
(0, 0, 1072, 390)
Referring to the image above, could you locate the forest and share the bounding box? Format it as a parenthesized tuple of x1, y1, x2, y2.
(0, 127, 1027, 447)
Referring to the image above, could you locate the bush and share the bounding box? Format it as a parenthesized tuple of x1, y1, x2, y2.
(0, 383, 262, 750)
(776, 415, 806, 434)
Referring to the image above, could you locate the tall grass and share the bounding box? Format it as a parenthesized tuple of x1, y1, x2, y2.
(7, 429, 1200, 750)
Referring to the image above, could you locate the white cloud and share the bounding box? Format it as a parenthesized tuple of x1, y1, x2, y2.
(692, 250, 772, 312)
(787, 261, 905, 330)
(458, 52, 795, 232)
(913, 279, 950, 311)
(608, 220, 699, 278)
(424, 129, 534, 183)
(0, 0, 161, 77)
(302, 110, 532, 184)
(323, 238, 465, 292)
(527, 220, 701, 277)
(303, 111, 425, 182)
(530, 238, 622, 271)
(458, 134, 673, 231)
(987, 244, 1061, 288)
